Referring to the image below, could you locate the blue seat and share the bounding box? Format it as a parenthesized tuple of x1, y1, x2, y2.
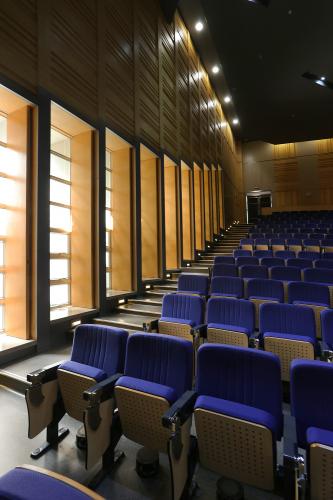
(240, 238, 254, 250)
(26, 325, 128, 469)
(212, 263, 238, 277)
(233, 249, 252, 257)
(301, 238, 321, 252)
(275, 250, 296, 259)
(210, 276, 244, 299)
(255, 238, 269, 250)
(206, 297, 255, 346)
(158, 293, 205, 343)
(260, 303, 316, 381)
(322, 252, 333, 259)
(315, 259, 333, 269)
(298, 233, 310, 240)
(115, 333, 194, 499)
(304, 268, 333, 286)
(261, 257, 285, 268)
(310, 233, 325, 240)
(195, 344, 283, 491)
(177, 273, 209, 296)
(0, 465, 102, 500)
(214, 255, 235, 265)
(321, 309, 333, 349)
(253, 250, 273, 259)
(279, 232, 293, 239)
(247, 278, 284, 328)
(240, 264, 268, 279)
(271, 266, 301, 282)
(287, 258, 313, 269)
(270, 238, 286, 251)
(321, 238, 333, 253)
(287, 238, 303, 252)
(235, 256, 259, 266)
(249, 233, 261, 239)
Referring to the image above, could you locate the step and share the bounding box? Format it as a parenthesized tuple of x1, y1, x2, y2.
(146, 289, 165, 298)
(130, 297, 163, 306)
(117, 303, 162, 317)
(180, 267, 209, 274)
(154, 284, 177, 291)
(94, 313, 158, 331)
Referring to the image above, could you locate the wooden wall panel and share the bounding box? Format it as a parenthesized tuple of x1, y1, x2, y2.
(200, 70, 209, 161)
(274, 160, 298, 191)
(188, 39, 201, 163)
(318, 154, 333, 188)
(175, 13, 190, 162)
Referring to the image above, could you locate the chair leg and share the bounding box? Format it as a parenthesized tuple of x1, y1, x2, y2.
(31, 399, 69, 459)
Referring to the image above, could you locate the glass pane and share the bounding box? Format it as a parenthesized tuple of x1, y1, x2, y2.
(50, 233, 69, 254)
(50, 179, 70, 205)
(106, 190, 111, 209)
(50, 205, 71, 231)
(0, 241, 4, 266)
(0, 176, 16, 206)
(106, 150, 111, 169)
(0, 116, 7, 143)
(50, 154, 71, 181)
(50, 284, 69, 307)
(106, 170, 111, 189)
(0, 304, 4, 331)
(106, 251, 110, 269)
(0, 208, 9, 237)
(50, 259, 69, 280)
(0, 272, 3, 298)
(51, 129, 71, 158)
(106, 210, 113, 231)
(105, 231, 110, 248)
(106, 272, 111, 290)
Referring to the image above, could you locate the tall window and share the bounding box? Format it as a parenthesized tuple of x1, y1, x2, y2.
(0, 114, 7, 332)
(50, 128, 72, 309)
(105, 150, 112, 291)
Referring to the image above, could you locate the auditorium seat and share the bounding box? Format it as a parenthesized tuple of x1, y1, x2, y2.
(210, 276, 244, 299)
(212, 263, 238, 277)
(271, 266, 301, 300)
(0, 465, 103, 500)
(303, 238, 321, 252)
(253, 250, 273, 259)
(255, 238, 269, 250)
(240, 238, 254, 250)
(315, 259, 333, 269)
(26, 325, 128, 469)
(235, 256, 259, 266)
(321, 238, 333, 253)
(274, 250, 296, 259)
(233, 249, 252, 257)
(195, 344, 283, 491)
(288, 281, 330, 338)
(115, 333, 194, 500)
(177, 273, 210, 297)
(298, 250, 321, 260)
(206, 297, 255, 346)
(286, 238, 302, 253)
(322, 252, 333, 259)
(287, 258, 312, 269)
(247, 278, 284, 328)
(240, 264, 268, 280)
(270, 238, 286, 252)
(260, 303, 316, 381)
(261, 257, 285, 272)
(214, 255, 235, 265)
(321, 309, 333, 351)
(304, 268, 333, 305)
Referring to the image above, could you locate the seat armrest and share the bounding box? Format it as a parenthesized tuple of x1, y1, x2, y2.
(27, 362, 63, 385)
(143, 319, 159, 332)
(192, 324, 207, 338)
(320, 340, 333, 362)
(249, 332, 260, 348)
(83, 373, 122, 405)
(162, 390, 197, 429)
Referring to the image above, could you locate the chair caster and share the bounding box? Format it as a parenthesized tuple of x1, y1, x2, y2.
(216, 477, 244, 500)
(136, 447, 159, 478)
(76, 425, 87, 450)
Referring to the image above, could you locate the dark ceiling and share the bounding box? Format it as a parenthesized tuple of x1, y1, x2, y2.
(188, 0, 333, 144)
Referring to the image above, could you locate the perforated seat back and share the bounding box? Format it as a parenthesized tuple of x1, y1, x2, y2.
(207, 297, 255, 332)
(161, 293, 205, 326)
(321, 309, 333, 347)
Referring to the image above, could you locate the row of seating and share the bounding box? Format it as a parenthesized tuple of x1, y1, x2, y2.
(240, 237, 333, 252)
(24, 325, 333, 498)
(215, 254, 333, 267)
(233, 248, 333, 259)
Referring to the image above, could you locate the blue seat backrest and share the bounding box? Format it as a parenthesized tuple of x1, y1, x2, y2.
(207, 297, 255, 331)
(124, 333, 193, 398)
(253, 250, 273, 258)
(196, 344, 283, 439)
(322, 239, 333, 247)
(279, 233, 293, 239)
(177, 273, 209, 295)
(261, 257, 285, 268)
(298, 233, 309, 240)
(286, 258, 312, 269)
(240, 238, 253, 245)
(71, 324, 128, 377)
(315, 259, 333, 269)
(240, 265, 268, 279)
(270, 238, 285, 246)
(211, 276, 243, 297)
(233, 249, 252, 257)
(271, 266, 301, 281)
(304, 267, 333, 285)
(287, 238, 302, 246)
(321, 309, 333, 348)
(323, 252, 333, 259)
(161, 293, 205, 325)
(275, 250, 296, 259)
(255, 238, 269, 245)
(247, 278, 284, 302)
(236, 256, 259, 266)
(298, 251, 321, 261)
(288, 281, 330, 306)
(214, 255, 235, 265)
(260, 303, 316, 340)
(249, 233, 261, 239)
(310, 233, 324, 240)
(212, 264, 238, 277)
(291, 360, 333, 448)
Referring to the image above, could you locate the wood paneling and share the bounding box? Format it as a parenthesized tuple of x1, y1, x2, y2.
(188, 39, 201, 163)
(175, 13, 190, 162)
(194, 164, 204, 250)
(164, 160, 179, 269)
(273, 143, 296, 160)
(318, 155, 333, 188)
(181, 163, 193, 260)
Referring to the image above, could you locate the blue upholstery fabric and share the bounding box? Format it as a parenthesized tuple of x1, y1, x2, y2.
(298, 251, 321, 260)
(196, 344, 283, 439)
(279, 233, 293, 239)
(116, 376, 177, 404)
(214, 255, 235, 265)
(240, 265, 268, 279)
(321, 239, 333, 248)
(321, 309, 333, 348)
(260, 303, 316, 342)
(161, 293, 205, 327)
(233, 249, 252, 257)
(315, 259, 333, 269)
(253, 250, 273, 259)
(310, 233, 324, 240)
(303, 239, 320, 248)
(298, 233, 310, 240)
(304, 268, 333, 285)
(0, 467, 91, 500)
(240, 238, 253, 247)
(236, 256, 259, 266)
(212, 264, 238, 277)
(287, 238, 302, 247)
(249, 233, 261, 239)
(275, 250, 296, 259)
(323, 252, 333, 259)
(287, 258, 312, 269)
(261, 257, 285, 268)
(69, 324, 128, 377)
(307, 427, 333, 448)
(210, 276, 243, 298)
(271, 266, 301, 282)
(288, 281, 330, 307)
(58, 360, 106, 382)
(247, 278, 284, 302)
(255, 238, 269, 247)
(121, 333, 193, 399)
(270, 238, 285, 245)
(177, 273, 209, 295)
(195, 395, 278, 437)
(291, 360, 333, 448)
(207, 297, 255, 333)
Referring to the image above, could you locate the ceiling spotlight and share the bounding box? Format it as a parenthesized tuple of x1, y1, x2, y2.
(303, 72, 333, 90)
(232, 118, 239, 125)
(248, 0, 270, 5)
(212, 65, 220, 74)
(195, 21, 204, 32)
(224, 95, 231, 103)
(321, 76, 326, 81)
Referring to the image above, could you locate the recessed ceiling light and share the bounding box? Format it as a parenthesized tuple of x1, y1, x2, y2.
(248, 0, 270, 5)
(212, 65, 220, 74)
(232, 118, 239, 125)
(303, 71, 333, 90)
(195, 21, 204, 32)
(321, 76, 326, 81)
(224, 96, 231, 103)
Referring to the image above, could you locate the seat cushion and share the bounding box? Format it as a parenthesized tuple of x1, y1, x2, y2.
(159, 317, 194, 327)
(116, 375, 177, 404)
(58, 360, 107, 382)
(293, 300, 328, 307)
(0, 467, 92, 500)
(307, 427, 333, 448)
(195, 395, 278, 438)
(208, 323, 250, 337)
(263, 332, 316, 346)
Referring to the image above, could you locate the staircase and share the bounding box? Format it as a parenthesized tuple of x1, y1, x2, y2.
(95, 223, 252, 332)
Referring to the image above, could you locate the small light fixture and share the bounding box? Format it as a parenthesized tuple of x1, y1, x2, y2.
(145, 284, 151, 289)
(212, 65, 220, 74)
(166, 273, 171, 278)
(321, 76, 326, 81)
(186, 263, 191, 267)
(232, 118, 239, 125)
(71, 319, 81, 328)
(195, 20, 204, 32)
(198, 253, 201, 256)
(118, 298, 125, 305)
(224, 95, 231, 103)
(207, 245, 211, 249)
